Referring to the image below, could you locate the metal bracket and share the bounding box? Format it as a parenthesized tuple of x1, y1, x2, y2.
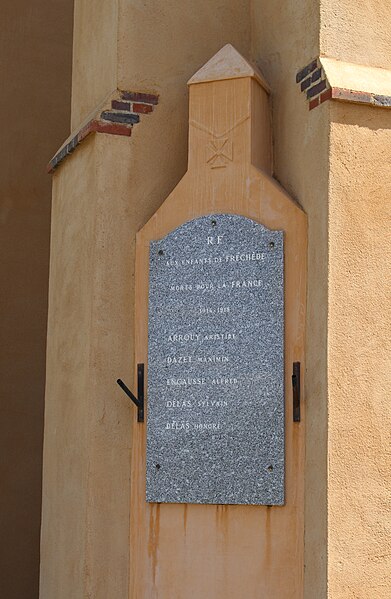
(292, 361, 301, 422)
(117, 363, 144, 422)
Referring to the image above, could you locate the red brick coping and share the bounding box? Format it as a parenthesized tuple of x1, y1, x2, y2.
(296, 58, 391, 110)
(47, 91, 159, 173)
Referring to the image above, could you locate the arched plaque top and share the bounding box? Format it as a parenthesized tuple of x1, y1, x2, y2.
(188, 43, 270, 93)
(150, 213, 282, 245)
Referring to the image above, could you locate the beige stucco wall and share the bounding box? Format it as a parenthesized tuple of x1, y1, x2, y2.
(321, 1, 391, 70)
(0, 2, 73, 598)
(328, 102, 391, 598)
(40, 140, 95, 598)
(117, 0, 250, 91)
(320, 3, 391, 597)
(40, 134, 136, 598)
(71, 0, 118, 129)
(252, 3, 329, 597)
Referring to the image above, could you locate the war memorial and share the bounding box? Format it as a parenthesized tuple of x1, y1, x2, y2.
(1, 2, 390, 598)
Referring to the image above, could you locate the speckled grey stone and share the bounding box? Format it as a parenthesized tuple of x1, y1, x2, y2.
(146, 214, 284, 505)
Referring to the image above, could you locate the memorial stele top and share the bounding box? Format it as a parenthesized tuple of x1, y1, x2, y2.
(187, 43, 271, 93)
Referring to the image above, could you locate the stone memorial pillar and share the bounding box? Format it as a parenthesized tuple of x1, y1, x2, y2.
(129, 44, 307, 599)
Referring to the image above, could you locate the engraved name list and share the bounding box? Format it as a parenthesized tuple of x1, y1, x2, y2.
(146, 214, 285, 505)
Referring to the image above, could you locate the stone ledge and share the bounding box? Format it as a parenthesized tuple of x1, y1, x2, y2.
(47, 89, 159, 173)
(296, 56, 391, 111)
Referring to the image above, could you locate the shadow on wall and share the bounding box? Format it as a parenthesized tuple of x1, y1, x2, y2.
(0, 1, 74, 597)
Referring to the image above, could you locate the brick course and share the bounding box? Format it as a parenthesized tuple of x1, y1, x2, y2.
(48, 89, 159, 173)
(309, 97, 320, 110)
(111, 100, 131, 111)
(132, 103, 154, 114)
(307, 79, 327, 99)
(320, 88, 332, 104)
(296, 59, 318, 83)
(120, 91, 159, 105)
(101, 111, 140, 125)
(296, 58, 331, 110)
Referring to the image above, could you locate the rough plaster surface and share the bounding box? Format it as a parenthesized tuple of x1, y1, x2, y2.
(71, 0, 118, 129)
(321, 0, 391, 70)
(252, 3, 328, 597)
(329, 102, 391, 598)
(118, 0, 251, 93)
(40, 135, 136, 599)
(40, 140, 95, 598)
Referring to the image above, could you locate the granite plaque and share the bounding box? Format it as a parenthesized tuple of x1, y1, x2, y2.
(146, 214, 284, 505)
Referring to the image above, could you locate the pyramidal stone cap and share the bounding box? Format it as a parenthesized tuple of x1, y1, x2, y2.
(188, 43, 270, 93)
